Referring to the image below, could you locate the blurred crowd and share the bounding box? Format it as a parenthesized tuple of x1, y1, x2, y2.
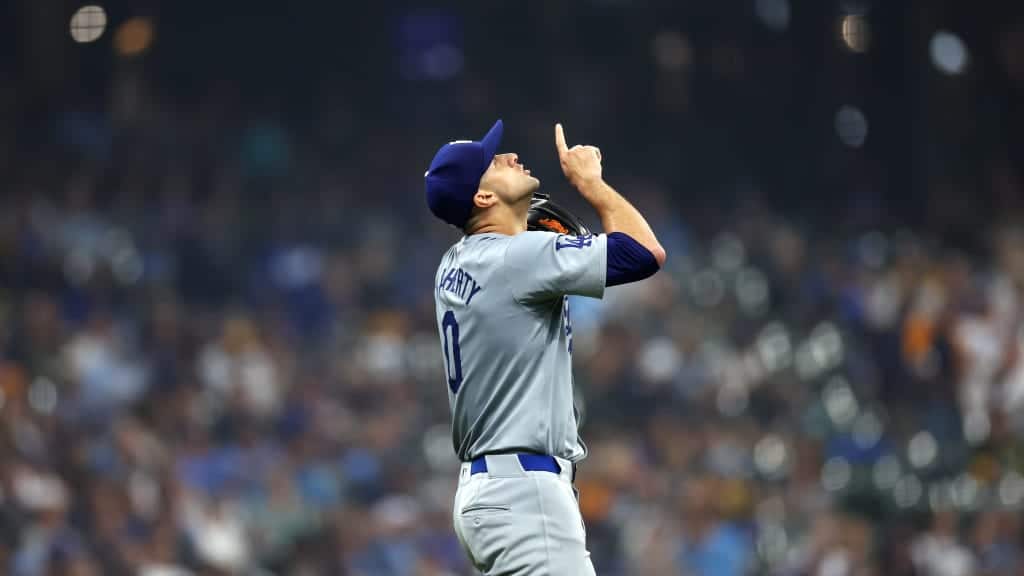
(2, 1, 1024, 574)
(2, 95, 1023, 576)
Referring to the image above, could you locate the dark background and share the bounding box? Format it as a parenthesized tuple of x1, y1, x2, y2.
(6, 1, 1023, 239)
(1, 1, 1023, 575)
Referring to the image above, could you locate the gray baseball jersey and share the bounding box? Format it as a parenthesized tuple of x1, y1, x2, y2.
(434, 231, 608, 463)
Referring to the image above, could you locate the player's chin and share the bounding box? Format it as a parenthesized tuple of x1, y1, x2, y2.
(513, 176, 539, 202)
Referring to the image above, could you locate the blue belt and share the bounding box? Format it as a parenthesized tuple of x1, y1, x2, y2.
(470, 454, 562, 475)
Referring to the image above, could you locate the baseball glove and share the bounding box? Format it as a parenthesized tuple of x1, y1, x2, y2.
(527, 193, 591, 236)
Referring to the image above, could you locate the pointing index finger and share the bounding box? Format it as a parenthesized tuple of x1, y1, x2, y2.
(555, 123, 568, 157)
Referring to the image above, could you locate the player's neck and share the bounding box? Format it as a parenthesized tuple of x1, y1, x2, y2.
(467, 218, 526, 236)
(466, 207, 528, 236)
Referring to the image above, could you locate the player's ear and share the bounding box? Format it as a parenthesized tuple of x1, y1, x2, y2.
(473, 189, 497, 209)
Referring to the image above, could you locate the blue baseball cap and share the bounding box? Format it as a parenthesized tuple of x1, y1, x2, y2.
(425, 119, 504, 228)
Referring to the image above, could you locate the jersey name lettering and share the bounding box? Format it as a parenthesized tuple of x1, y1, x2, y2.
(438, 266, 485, 305)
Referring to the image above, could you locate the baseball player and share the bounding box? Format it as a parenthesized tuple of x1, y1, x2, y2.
(425, 119, 666, 575)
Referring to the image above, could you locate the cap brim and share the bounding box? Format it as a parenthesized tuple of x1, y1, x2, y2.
(479, 119, 503, 169)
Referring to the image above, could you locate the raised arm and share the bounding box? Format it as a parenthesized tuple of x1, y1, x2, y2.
(554, 123, 667, 266)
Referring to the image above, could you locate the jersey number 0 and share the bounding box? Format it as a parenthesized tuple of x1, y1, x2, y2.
(441, 310, 463, 393)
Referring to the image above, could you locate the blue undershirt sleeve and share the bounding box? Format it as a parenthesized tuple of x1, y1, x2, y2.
(605, 231, 660, 287)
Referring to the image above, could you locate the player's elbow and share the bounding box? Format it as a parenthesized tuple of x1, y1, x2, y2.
(649, 243, 667, 268)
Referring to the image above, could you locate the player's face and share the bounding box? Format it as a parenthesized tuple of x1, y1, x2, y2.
(480, 153, 540, 204)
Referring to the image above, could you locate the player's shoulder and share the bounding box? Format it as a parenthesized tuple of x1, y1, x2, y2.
(507, 230, 559, 249)
(514, 230, 560, 241)
(460, 233, 516, 254)
(507, 230, 604, 255)
(437, 234, 510, 270)
(512, 230, 602, 243)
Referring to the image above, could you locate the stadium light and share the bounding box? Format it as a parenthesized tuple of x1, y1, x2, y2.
(839, 14, 870, 53)
(930, 31, 969, 75)
(755, 0, 791, 32)
(115, 17, 155, 57)
(835, 105, 869, 148)
(70, 5, 107, 44)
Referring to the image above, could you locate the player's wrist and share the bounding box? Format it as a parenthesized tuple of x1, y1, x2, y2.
(574, 176, 609, 204)
(572, 174, 601, 192)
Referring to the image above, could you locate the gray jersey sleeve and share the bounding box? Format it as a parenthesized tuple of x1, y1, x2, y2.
(503, 231, 607, 302)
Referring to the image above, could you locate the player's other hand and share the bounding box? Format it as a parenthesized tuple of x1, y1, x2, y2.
(554, 123, 602, 191)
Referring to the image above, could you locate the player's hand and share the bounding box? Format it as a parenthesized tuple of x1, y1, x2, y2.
(554, 123, 603, 191)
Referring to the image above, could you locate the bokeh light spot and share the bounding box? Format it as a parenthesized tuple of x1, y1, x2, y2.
(70, 5, 107, 43)
(930, 31, 969, 75)
(115, 17, 155, 57)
